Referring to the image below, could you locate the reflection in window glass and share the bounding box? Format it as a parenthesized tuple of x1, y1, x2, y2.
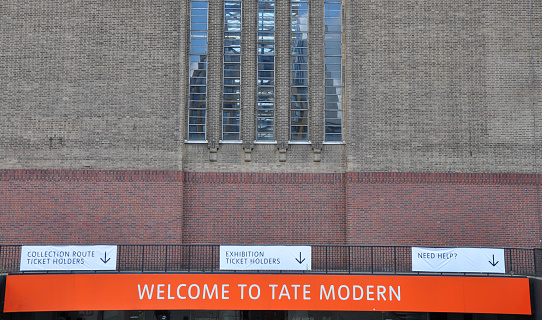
(188, 0, 208, 140)
(324, 0, 342, 141)
(223, 0, 242, 140)
(257, 0, 275, 141)
(290, 0, 309, 141)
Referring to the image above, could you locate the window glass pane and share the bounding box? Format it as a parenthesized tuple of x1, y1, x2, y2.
(190, 46, 207, 54)
(324, 33, 340, 41)
(324, 9, 341, 17)
(190, 38, 207, 48)
(224, 63, 240, 70)
(325, 71, 341, 80)
(225, 2, 241, 8)
(189, 125, 205, 133)
(188, 3, 207, 140)
(225, 24, 241, 32)
(258, 63, 274, 71)
(325, 56, 341, 64)
(223, 94, 240, 101)
(222, 1, 242, 140)
(190, 31, 207, 39)
(325, 40, 341, 48)
(258, 33, 275, 41)
(190, 53, 207, 62)
(224, 47, 241, 54)
(259, 55, 274, 63)
(191, 23, 207, 31)
(290, 0, 308, 141)
(324, 0, 343, 141)
(291, 78, 308, 86)
(190, 101, 206, 109)
(325, 101, 343, 111)
(291, 101, 308, 109)
(190, 86, 206, 94)
(224, 86, 241, 94)
(291, 93, 308, 101)
(224, 55, 241, 63)
(223, 109, 241, 118)
(292, 63, 308, 71)
(191, 8, 207, 16)
(258, 79, 274, 86)
(325, 87, 342, 95)
(224, 70, 241, 78)
(291, 87, 308, 94)
(258, 71, 274, 79)
(324, 134, 341, 141)
(190, 78, 206, 85)
(325, 110, 342, 119)
(257, 109, 275, 115)
(325, 25, 341, 32)
(291, 47, 308, 55)
(190, 94, 206, 101)
(325, 3, 341, 10)
(189, 117, 206, 125)
(191, 1, 208, 8)
(191, 15, 208, 24)
(291, 126, 308, 133)
(223, 118, 241, 125)
(224, 39, 241, 47)
(257, 0, 275, 141)
(325, 17, 341, 25)
(189, 132, 205, 140)
(223, 132, 240, 140)
(224, 78, 241, 85)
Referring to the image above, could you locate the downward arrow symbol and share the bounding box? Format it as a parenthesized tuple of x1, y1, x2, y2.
(101, 252, 111, 264)
(489, 254, 499, 267)
(295, 252, 306, 264)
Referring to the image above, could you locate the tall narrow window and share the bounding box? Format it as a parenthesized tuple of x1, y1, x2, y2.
(324, 0, 343, 141)
(223, 0, 242, 141)
(290, 0, 309, 141)
(188, 0, 208, 141)
(256, 0, 275, 141)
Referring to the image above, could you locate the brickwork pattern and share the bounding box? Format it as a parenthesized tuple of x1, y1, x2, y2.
(346, 172, 541, 247)
(345, 0, 541, 173)
(182, 171, 346, 244)
(3, 0, 538, 173)
(241, 0, 257, 142)
(309, 0, 325, 143)
(0, 170, 183, 244)
(1, 170, 541, 247)
(1, 0, 183, 170)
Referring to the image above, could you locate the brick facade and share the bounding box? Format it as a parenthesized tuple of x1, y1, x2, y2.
(0, 170, 184, 244)
(1, 0, 541, 248)
(1, 170, 540, 247)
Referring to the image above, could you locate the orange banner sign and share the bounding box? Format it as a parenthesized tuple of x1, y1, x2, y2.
(4, 274, 531, 314)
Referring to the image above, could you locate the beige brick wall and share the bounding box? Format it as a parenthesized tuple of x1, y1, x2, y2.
(1, 0, 184, 170)
(1, 0, 540, 173)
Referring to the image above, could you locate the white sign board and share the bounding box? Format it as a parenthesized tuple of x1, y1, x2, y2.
(220, 246, 311, 271)
(21, 245, 117, 271)
(412, 247, 505, 273)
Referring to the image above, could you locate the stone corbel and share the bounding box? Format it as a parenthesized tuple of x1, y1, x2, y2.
(312, 142, 322, 162)
(277, 142, 288, 162)
(208, 141, 219, 162)
(243, 142, 254, 162)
